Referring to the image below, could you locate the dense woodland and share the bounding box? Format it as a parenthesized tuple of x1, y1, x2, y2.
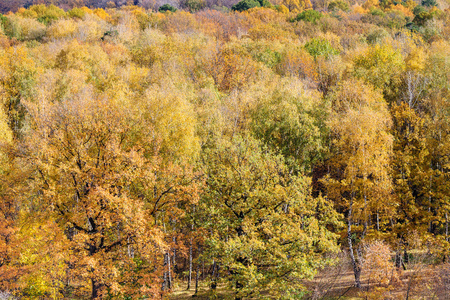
(0, 0, 449, 299)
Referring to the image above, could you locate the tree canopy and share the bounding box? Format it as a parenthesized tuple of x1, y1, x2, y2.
(0, 2, 449, 299)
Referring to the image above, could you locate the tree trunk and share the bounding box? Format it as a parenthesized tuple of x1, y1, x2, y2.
(168, 251, 172, 289)
(202, 258, 205, 280)
(187, 239, 193, 290)
(235, 280, 243, 300)
(376, 211, 380, 231)
(347, 200, 362, 288)
(91, 279, 102, 300)
(211, 260, 217, 290)
(162, 252, 169, 291)
(173, 236, 177, 273)
(195, 262, 200, 295)
(446, 212, 449, 242)
(363, 193, 368, 237)
(395, 250, 403, 269)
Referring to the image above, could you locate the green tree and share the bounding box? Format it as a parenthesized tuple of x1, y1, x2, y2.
(23, 4, 67, 25)
(294, 9, 323, 23)
(421, 0, 437, 7)
(328, 0, 349, 11)
(232, 0, 261, 11)
(201, 134, 339, 299)
(304, 38, 340, 59)
(159, 4, 177, 12)
(185, 0, 206, 12)
(250, 77, 328, 173)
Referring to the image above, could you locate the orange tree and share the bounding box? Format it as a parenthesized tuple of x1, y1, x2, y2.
(14, 92, 171, 299)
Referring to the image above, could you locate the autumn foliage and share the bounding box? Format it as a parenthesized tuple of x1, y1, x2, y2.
(0, 1, 449, 299)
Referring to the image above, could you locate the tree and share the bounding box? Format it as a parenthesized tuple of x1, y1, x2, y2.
(323, 79, 393, 288)
(351, 44, 405, 102)
(159, 4, 177, 12)
(250, 76, 328, 173)
(282, 0, 312, 13)
(17, 92, 167, 299)
(200, 134, 339, 299)
(184, 0, 206, 12)
(328, 0, 349, 11)
(294, 9, 322, 23)
(303, 38, 340, 59)
(0, 96, 23, 293)
(421, 41, 450, 256)
(201, 44, 259, 92)
(421, 0, 437, 7)
(231, 0, 261, 11)
(390, 44, 430, 259)
(360, 240, 398, 299)
(0, 46, 37, 136)
(390, 102, 430, 263)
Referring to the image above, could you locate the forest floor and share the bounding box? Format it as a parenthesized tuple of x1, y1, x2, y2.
(168, 262, 450, 299)
(168, 281, 234, 299)
(167, 273, 362, 299)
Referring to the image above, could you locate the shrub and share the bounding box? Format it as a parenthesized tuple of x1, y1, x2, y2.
(366, 28, 389, 44)
(421, 0, 437, 7)
(294, 10, 322, 23)
(93, 8, 111, 21)
(277, 4, 290, 13)
(185, 0, 206, 12)
(46, 19, 77, 40)
(232, 0, 262, 11)
(23, 4, 67, 25)
(258, 0, 272, 7)
(328, 0, 350, 11)
(304, 38, 340, 58)
(2, 15, 46, 41)
(413, 10, 433, 25)
(158, 4, 177, 12)
(413, 5, 427, 15)
(0, 13, 7, 32)
(370, 8, 385, 16)
(68, 7, 86, 19)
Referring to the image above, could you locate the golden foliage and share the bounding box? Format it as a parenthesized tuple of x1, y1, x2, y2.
(46, 18, 77, 39)
(0, 3, 449, 299)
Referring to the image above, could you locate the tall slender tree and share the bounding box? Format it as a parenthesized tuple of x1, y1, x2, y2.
(323, 79, 393, 287)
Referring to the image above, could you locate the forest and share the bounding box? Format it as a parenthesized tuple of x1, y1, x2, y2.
(0, 0, 449, 299)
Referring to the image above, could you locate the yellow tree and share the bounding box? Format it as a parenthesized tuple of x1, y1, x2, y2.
(324, 79, 393, 287)
(0, 46, 38, 136)
(351, 44, 405, 102)
(422, 41, 450, 255)
(390, 43, 430, 261)
(282, 0, 312, 12)
(0, 89, 23, 292)
(391, 40, 450, 262)
(390, 102, 430, 264)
